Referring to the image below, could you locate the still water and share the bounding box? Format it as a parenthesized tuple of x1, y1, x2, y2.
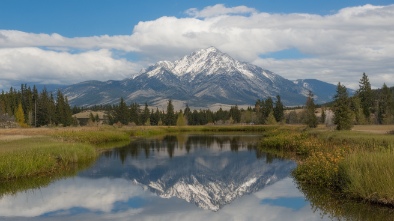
(0, 134, 391, 220)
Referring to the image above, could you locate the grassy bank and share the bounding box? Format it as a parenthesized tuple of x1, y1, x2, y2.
(0, 127, 133, 181)
(259, 126, 394, 207)
(0, 125, 275, 181)
(0, 137, 96, 180)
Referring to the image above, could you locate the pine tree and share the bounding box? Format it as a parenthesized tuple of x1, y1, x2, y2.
(274, 95, 284, 123)
(115, 98, 129, 125)
(229, 105, 241, 123)
(333, 83, 353, 130)
(377, 83, 394, 124)
(165, 99, 176, 125)
(141, 102, 150, 125)
(304, 91, 318, 128)
(262, 97, 274, 124)
(357, 73, 373, 122)
(129, 103, 140, 125)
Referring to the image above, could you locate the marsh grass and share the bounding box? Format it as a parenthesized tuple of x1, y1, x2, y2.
(0, 159, 94, 198)
(52, 129, 130, 145)
(260, 127, 394, 206)
(0, 137, 96, 180)
(127, 125, 278, 135)
(339, 150, 394, 205)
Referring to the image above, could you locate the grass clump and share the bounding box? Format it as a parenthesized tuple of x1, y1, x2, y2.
(260, 127, 394, 206)
(339, 150, 394, 205)
(0, 137, 96, 180)
(52, 128, 130, 145)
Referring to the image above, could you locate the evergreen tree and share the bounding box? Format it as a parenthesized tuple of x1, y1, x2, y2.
(37, 88, 51, 126)
(350, 96, 367, 125)
(141, 102, 150, 125)
(229, 105, 241, 123)
(115, 98, 129, 125)
(150, 108, 160, 126)
(357, 73, 373, 122)
(274, 95, 284, 123)
(129, 102, 140, 125)
(320, 107, 326, 124)
(333, 83, 353, 130)
(262, 97, 274, 124)
(55, 90, 66, 125)
(304, 91, 318, 128)
(184, 104, 191, 124)
(164, 99, 176, 125)
(377, 83, 394, 124)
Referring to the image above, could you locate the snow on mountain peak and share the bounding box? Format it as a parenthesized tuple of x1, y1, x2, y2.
(143, 47, 256, 79)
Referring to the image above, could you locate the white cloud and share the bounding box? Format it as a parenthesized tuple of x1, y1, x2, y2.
(185, 4, 257, 18)
(1, 4, 394, 89)
(0, 47, 140, 86)
(0, 176, 329, 221)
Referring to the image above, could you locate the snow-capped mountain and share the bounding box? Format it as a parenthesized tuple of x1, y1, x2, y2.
(63, 47, 338, 107)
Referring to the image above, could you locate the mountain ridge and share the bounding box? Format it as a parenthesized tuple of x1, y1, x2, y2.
(63, 47, 339, 108)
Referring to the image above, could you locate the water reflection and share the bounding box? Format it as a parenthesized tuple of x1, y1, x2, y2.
(0, 134, 332, 221)
(297, 182, 394, 221)
(81, 134, 295, 211)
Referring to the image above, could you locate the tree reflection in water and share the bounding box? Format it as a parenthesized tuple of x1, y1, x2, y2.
(110, 134, 270, 161)
(296, 182, 394, 221)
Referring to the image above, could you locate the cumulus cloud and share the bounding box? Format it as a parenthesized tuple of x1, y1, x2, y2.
(1, 4, 394, 89)
(0, 47, 140, 87)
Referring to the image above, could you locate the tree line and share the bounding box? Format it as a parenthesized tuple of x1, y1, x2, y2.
(0, 84, 73, 127)
(302, 73, 394, 130)
(1, 73, 393, 129)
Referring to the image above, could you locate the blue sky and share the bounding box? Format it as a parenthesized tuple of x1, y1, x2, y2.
(2, 0, 392, 37)
(1, 0, 394, 89)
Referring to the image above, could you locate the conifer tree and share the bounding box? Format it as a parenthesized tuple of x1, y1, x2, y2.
(304, 91, 318, 128)
(377, 83, 394, 124)
(115, 98, 129, 125)
(141, 102, 150, 125)
(274, 95, 284, 123)
(165, 99, 176, 125)
(333, 83, 353, 130)
(129, 102, 140, 125)
(357, 73, 373, 122)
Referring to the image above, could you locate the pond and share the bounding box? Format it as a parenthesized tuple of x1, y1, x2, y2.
(0, 134, 392, 220)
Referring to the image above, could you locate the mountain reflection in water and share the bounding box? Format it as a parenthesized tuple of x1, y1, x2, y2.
(2, 134, 333, 221)
(80, 134, 296, 211)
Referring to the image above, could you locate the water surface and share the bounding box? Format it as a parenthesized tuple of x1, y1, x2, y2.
(1, 133, 376, 220)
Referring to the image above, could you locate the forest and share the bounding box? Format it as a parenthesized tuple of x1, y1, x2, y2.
(1, 73, 393, 129)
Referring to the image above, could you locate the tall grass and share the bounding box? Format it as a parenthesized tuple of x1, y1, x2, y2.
(259, 127, 394, 206)
(52, 129, 130, 145)
(0, 137, 96, 180)
(339, 150, 394, 205)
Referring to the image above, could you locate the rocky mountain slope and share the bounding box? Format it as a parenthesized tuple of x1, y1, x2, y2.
(63, 47, 338, 108)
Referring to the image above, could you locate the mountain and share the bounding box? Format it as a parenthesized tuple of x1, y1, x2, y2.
(63, 47, 338, 108)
